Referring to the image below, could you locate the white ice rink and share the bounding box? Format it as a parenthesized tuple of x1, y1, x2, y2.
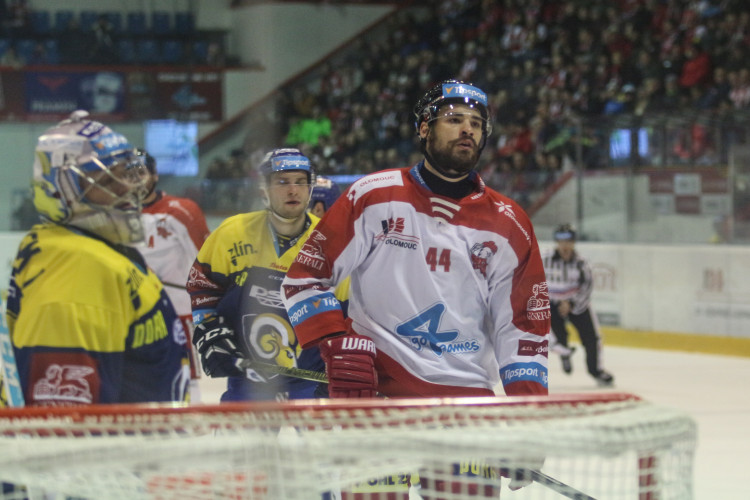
(200, 345, 750, 499)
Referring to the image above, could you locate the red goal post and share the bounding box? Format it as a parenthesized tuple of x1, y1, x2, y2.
(0, 392, 696, 499)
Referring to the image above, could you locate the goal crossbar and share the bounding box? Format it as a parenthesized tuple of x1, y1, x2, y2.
(0, 392, 697, 499)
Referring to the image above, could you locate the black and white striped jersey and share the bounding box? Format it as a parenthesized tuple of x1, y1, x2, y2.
(541, 249, 593, 315)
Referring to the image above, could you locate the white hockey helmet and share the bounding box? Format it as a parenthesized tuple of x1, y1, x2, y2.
(32, 110, 149, 244)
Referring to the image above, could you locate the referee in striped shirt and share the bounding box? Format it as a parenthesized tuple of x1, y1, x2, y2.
(542, 224, 614, 386)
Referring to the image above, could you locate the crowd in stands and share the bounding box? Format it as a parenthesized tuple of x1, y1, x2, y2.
(0, 2, 226, 66)
(208, 0, 750, 211)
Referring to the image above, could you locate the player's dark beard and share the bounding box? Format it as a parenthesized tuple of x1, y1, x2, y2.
(425, 138, 479, 178)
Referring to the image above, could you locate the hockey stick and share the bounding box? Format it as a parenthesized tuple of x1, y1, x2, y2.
(162, 281, 188, 290)
(238, 362, 594, 498)
(0, 297, 25, 407)
(238, 359, 328, 383)
(528, 469, 596, 500)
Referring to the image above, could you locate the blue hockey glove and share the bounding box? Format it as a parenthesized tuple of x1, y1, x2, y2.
(192, 316, 245, 378)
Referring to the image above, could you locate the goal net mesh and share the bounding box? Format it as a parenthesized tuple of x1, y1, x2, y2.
(0, 392, 696, 500)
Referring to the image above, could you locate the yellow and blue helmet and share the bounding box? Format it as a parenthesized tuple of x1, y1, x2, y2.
(32, 110, 148, 243)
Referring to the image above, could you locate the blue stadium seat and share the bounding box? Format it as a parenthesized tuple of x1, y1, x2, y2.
(29, 11, 51, 35)
(105, 12, 123, 33)
(192, 40, 208, 64)
(161, 40, 183, 64)
(117, 39, 136, 64)
(15, 39, 36, 63)
(136, 39, 160, 64)
(174, 12, 195, 34)
(0, 39, 10, 60)
(43, 39, 60, 64)
(54, 10, 75, 32)
(127, 12, 147, 35)
(151, 11, 171, 35)
(79, 10, 99, 30)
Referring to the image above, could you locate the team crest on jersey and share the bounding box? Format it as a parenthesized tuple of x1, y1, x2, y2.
(375, 217, 419, 250)
(156, 217, 172, 239)
(527, 282, 551, 321)
(241, 312, 301, 378)
(470, 241, 498, 277)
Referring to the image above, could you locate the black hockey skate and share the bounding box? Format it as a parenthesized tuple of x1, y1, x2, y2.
(560, 346, 575, 374)
(594, 370, 614, 387)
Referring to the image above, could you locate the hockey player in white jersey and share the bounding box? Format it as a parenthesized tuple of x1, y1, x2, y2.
(283, 79, 550, 497)
(283, 79, 549, 399)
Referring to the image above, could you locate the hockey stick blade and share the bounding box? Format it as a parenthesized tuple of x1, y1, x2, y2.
(162, 281, 187, 290)
(238, 359, 328, 383)
(529, 469, 597, 500)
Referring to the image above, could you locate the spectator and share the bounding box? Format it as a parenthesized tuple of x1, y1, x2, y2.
(90, 14, 117, 65)
(0, 44, 24, 68)
(679, 42, 712, 90)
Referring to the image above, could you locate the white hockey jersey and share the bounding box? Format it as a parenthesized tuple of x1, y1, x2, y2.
(282, 165, 550, 397)
(138, 191, 210, 317)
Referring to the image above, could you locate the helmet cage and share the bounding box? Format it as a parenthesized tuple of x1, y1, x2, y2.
(32, 110, 148, 243)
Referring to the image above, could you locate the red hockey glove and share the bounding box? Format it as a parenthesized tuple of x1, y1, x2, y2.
(319, 333, 378, 398)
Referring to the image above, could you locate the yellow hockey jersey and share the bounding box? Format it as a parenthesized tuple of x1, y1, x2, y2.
(4, 224, 190, 406)
(188, 210, 347, 401)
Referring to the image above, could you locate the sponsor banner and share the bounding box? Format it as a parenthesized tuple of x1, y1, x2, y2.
(0, 69, 222, 122)
(25, 71, 126, 120)
(153, 71, 223, 121)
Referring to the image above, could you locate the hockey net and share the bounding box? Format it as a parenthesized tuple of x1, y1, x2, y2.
(0, 392, 695, 500)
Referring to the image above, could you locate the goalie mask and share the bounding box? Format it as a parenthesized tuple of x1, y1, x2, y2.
(32, 110, 149, 244)
(258, 148, 315, 223)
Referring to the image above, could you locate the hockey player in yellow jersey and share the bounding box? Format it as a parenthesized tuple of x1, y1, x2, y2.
(188, 148, 347, 401)
(1, 110, 190, 407)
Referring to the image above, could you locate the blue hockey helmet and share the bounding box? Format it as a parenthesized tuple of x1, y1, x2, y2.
(309, 176, 342, 212)
(258, 147, 314, 184)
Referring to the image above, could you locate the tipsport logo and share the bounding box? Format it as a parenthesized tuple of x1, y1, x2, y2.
(272, 156, 310, 170)
(442, 83, 488, 106)
(500, 362, 548, 387)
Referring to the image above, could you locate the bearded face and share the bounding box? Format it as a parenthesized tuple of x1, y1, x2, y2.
(421, 104, 485, 177)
